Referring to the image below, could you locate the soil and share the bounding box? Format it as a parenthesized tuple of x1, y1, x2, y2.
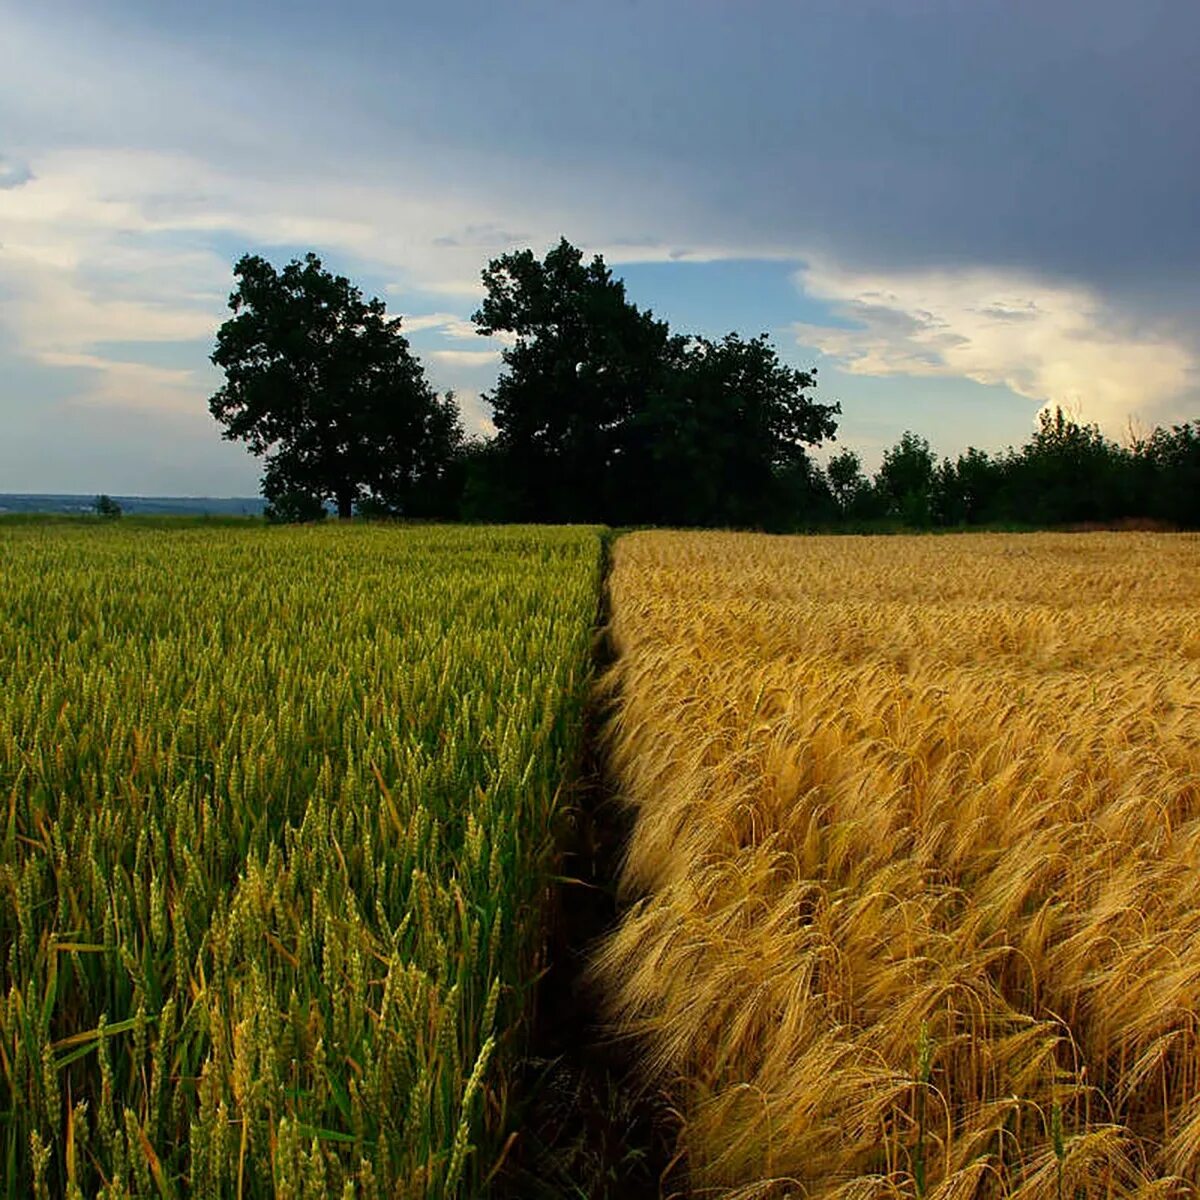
(495, 535, 685, 1199)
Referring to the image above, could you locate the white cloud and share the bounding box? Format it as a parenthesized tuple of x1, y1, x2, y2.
(397, 310, 516, 346)
(0, 156, 33, 190)
(427, 349, 503, 367)
(0, 152, 231, 412)
(5, 142, 1194, 442)
(794, 260, 1198, 430)
(0, 147, 519, 413)
(37, 353, 212, 414)
(450, 389, 495, 439)
(397, 311, 467, 334)
(14, 280, 217, 355)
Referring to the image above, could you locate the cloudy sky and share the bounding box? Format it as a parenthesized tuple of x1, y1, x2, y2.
(2, 0, 1197, 495)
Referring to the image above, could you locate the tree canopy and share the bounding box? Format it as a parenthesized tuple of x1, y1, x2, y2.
(209, 253, 462, 520)
(647, 332, 839, 528)
(472, 237, 838, 525)
(472, 238, 682, 522)
(875, 431, 937, 526)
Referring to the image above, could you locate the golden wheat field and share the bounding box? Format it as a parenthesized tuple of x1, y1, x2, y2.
(595, 531, 1200, 1199)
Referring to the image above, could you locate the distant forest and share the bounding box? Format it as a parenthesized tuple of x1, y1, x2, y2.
(207, 240, 1200, 530)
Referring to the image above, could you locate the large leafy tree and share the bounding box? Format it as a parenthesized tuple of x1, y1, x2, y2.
(472, 238, 683, 522)
(473, 238, 838, 526)
(643, 333, 839, 527)
(210, 253, 462, 520)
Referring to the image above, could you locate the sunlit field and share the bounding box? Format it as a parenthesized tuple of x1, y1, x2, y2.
(0, 522, 601, 1199)
(596, 531, 1200, 1198)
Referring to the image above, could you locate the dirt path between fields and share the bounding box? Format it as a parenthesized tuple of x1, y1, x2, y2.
(496, 531, 686, 1200)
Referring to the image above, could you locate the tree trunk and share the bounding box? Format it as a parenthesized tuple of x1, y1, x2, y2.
(337, 488, 354, 520)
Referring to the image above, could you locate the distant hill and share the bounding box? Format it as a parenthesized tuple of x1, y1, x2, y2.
(0, 494, 266, 516)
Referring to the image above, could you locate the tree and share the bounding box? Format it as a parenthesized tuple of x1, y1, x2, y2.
(875, 431, 937, 525)
(642, 333, 839, 527)
(932, 447, 1003, 525)
(1131, 420, 1200, 525)
(1003, 407, 1129, 524)
(472, 238, 837, 527)
(472, 237, 681, 522)
(93, 494, 122, 519)
(209, 253, 462, 520)
(826, 448, 870, 516)
(260, 459, 329, 524)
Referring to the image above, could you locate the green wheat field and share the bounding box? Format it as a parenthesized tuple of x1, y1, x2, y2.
(0, 522, 602, 1199)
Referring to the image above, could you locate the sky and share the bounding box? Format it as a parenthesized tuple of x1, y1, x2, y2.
(2, 0, 1198, 495)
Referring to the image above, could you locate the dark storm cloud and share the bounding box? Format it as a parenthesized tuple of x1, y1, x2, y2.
(25, 0, 1199, 292)
(253, 2, 1196, 291)
(471, 0, 1198, 291)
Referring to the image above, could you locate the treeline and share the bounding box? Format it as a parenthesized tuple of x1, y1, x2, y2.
(812, 411, 1200, 530)
(208, 240, 1200, 530)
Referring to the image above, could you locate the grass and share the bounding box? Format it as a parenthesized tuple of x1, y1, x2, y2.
(0, 521, 602, 1198)
(594, 530, 1200, 1198)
